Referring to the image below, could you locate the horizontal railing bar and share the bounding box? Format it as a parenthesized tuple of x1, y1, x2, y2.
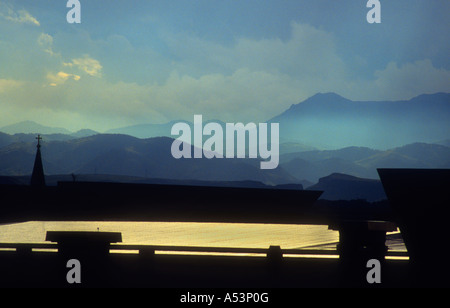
(111, 245, 341, 255)
(112, 244, 269, 254)
(0, 243, 57, 249)
(0, 243, 409, 257)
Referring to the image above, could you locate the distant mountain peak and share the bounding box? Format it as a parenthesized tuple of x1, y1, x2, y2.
(0, 121, 72, 135)
(307, 92, 348, 101)
(282, 92, 350, 112)
(71, 129, 99, 138)
(319, 173, 365, 182)
(269, 92, 450, 150)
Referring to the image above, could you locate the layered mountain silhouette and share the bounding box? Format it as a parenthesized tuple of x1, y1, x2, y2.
(105, 121, 179, 139)
(270, 92, 450, 149)
(0, 123, 98, 147)
(0, 131, 448, 201)
(279, 143, 450, 182)
(3, 92, 448, 151)
(0, 121, 73, 135)
(98, 92, 450, 150)
(0, 134, 296, 186)
(1, 92, 448, 201)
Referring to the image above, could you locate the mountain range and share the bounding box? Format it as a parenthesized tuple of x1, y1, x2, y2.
(270, 92, 450, 150)
(0, 131, 448, 200)
(0, 134, 297, 186)
(0, 122, 99, 142)
(104, 92, 450, 150)
(0, 121, 74, 135)
(4, 92, 442, 151)
(279, 142, 450, 182)
(1, 92, 448, 201)
(2, 92, 448, 150)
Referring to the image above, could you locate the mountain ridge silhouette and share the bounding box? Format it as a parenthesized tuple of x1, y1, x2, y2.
(2, 92, 448, 150)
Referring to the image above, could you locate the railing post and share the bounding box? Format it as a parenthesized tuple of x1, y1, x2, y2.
(329, 220, 396, 286)
(45, 231, 122, 286)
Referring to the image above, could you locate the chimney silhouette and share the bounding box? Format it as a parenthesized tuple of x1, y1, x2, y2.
(30, 134, 46, 187)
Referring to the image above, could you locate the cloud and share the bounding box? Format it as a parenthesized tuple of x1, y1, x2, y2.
(372, 59, 450, 100)
(165, 21, 347, 82)
(37, 33, 56, 56)
(0, 79, 23, 93)
(64, 55, 103, 77)
(1, 17, 449, 132)
(47, 71, 81, 86)
(0, 67, 304, 129)
(0, 3, 40, 26)
(9, 55, 446, 132)
(344, 59, 450, 101)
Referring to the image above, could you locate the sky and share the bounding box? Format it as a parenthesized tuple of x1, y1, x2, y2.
(0, 0, 449, 132)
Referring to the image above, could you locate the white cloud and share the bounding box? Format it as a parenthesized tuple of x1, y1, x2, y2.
(37, 33, 56, 56)
(64, 55, 103, 77)
(0, 67, 305, 129)
(165, 22, 347, 82)
(0, 4, 40, 26)
(343, 59, 450, 101)
(47, 71, 81, 86)
(372, 59, 450, 100)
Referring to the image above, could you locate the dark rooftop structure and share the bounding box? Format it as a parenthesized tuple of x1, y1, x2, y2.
(378, 168, 450, 287)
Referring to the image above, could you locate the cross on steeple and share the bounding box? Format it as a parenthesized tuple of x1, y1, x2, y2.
(36, 134, 43, 148)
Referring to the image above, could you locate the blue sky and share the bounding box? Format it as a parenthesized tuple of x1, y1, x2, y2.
(0, 0, 449, 131)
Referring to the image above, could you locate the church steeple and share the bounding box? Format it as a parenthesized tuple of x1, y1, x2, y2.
(30, 134, 46, 187)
